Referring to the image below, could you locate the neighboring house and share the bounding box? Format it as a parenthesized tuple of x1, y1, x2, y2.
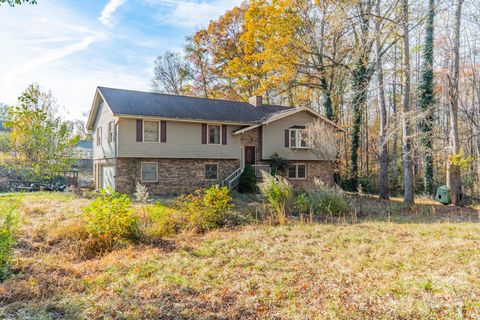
(73, 140, 94, 181)
(74, 140, 93, 159)
(86, 87, 344, 195)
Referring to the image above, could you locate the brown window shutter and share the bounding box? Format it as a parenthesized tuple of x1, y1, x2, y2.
(201, 124, 207, 144)
(221, 125, 227, 145)
(136, 119, 143, 142)
(160, 121, 167, 143)
(285, 129, 289, 147)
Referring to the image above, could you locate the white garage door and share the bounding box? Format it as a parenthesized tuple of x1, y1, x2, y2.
(101, 165, 115, 191)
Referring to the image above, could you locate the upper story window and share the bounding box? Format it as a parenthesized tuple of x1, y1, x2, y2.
(289, 128, 309, 149)
(208, 125, 220, 144)
(108, 121, 114, 143)
(144, 120, 159, 142)
(96, 127, 102, 146)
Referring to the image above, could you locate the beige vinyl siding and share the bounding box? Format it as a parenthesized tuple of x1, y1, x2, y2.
(93, 101, 116, 160)
(262, 110, 327, 161)
(117, 118, 242, 159)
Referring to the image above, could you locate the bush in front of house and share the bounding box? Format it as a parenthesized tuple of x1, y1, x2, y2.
(175, 185, 234, 232)
(82, 188, 139, 250)
(238, 165, 256, 193)
(257, 171, 293, 224)
(0, 201, 19, 281)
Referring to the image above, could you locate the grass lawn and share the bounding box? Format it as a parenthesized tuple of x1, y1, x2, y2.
(0, 193, 479, 319)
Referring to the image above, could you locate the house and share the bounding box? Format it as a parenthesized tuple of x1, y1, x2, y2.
(73, 140, 93, 159)
(86, 87, 343, 195)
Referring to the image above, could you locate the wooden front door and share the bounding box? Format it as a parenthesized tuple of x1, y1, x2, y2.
(244, 146, 256, 166)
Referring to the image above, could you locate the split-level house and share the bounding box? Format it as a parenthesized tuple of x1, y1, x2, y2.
(86, 87, 343, 195)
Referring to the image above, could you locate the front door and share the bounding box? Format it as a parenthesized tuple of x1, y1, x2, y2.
(244, 146, 256, 166)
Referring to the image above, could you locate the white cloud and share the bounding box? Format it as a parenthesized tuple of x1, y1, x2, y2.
(98, 0, 126, 27)
(2, 36, 96, 86)
(147, 0, 243, 28)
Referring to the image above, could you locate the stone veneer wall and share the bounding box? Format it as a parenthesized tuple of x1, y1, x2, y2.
(116, 158, 240, 195)
(285, 160, 334, 190)
(239, 127, 262, 162)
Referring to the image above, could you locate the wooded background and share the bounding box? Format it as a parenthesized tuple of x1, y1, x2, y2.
(152, 0, 480, 205)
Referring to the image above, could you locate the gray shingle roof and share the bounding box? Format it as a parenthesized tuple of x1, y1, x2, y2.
(76, 140, 93, 149)
(98, 87, 292, 124)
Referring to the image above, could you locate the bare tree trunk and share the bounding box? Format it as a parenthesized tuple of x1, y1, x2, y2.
(447, 0, 464, 206)
(391, 45, 399, 190)
(376, 0, 389, 199)
(401, 0, 414, 205)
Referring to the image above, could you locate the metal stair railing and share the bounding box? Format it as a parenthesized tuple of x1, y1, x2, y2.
(220, 167, 243, 189)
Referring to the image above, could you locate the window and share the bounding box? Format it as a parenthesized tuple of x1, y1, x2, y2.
(144, 120, 159, 142)
(208, 125, 220, 144)
(289, 129, 309, 149)
(96, 127, 102, 146)
(287, 164, 306, 179)
(141, 162, 158, 182)
(108, 121, 114, 143)
(205, 163, 218, 180)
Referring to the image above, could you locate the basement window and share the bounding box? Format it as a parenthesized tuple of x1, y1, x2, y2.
(287, 164, 306, 179)
(205, 163, 218, 180)
(141, 162, 158, 182)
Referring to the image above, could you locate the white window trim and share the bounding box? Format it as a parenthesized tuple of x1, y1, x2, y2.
(207, 124, 221, 145)
(205, 162, 219, 180)
(141, 162, 158, 183)
(288, 129, 310, 149)
(143, 119, 160, 143)
(288, 163, 307, 180)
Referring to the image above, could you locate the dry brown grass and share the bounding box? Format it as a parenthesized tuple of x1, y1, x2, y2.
(0, 192, 479, 319)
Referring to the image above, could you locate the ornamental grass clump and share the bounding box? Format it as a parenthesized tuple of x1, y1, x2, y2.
(82, 188, 138, 251)
(258, 171, 293, 224)
(0, 201, 19, 281)
(308, 179, 351, 216)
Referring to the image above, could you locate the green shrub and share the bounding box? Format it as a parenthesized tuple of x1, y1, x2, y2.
(143, 203, 185, 239)
(257, 171, 292, 224)
(238, 165, 256, 193)
(0, 201, 19, 281)
(308, 180, 351, 216)
(175, 185, 234, 232)
(82, 188, 138, 249)
(268, 153, 288, 176)
(0, 132, 10, 153)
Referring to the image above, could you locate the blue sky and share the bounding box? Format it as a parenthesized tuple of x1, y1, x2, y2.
(0, 0, 242, 120)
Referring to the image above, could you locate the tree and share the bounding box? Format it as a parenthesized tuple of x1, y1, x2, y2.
(418, 0, 435, 195)
(347, 1, 376, 190)
(375, 0, 389, 200)
(0, 0, 36, 6)
(152, 51, 191, 95)
(0, 104, 8, 119)
(4, 84, 79, 180)
(447, 0, 465, 206)
(401, 0, 414, 205)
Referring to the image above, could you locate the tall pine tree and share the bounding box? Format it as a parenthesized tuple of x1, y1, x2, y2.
(418, 0, 435, 195)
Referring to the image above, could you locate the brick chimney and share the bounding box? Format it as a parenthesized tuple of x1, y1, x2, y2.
(248, 95, 263, 107)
